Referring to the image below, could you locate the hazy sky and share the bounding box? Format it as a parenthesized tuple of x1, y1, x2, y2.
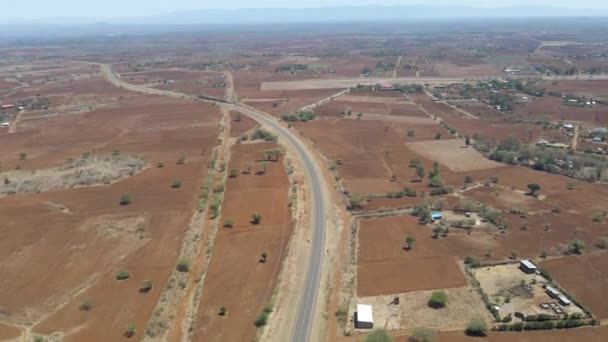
(3, 0, 608, 19)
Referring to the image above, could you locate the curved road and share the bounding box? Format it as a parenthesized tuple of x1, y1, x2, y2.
(96, 63, 326, 342)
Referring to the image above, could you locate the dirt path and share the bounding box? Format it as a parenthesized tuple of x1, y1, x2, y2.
(8, 109, 24, 133)
(393, 56, 402, 79)
(223, 71, 236, 103)
(298, 88, 350, 113)
(572, 123, 581, 151)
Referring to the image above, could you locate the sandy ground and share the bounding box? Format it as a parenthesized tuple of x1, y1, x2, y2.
(406, 139, 505, 172)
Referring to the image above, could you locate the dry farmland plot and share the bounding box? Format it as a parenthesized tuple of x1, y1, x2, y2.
(406, 139, 504, 172)
(192, 142, 292, 342)
(0, 93, 221, 341)
(357, 215, 467, 296)
(294, 118, 454, 194)
(540, 252, 608, 319)
(513, 96, 608, 125)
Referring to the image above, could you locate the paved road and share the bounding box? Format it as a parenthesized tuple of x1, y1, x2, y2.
(96, 63, 326, 342)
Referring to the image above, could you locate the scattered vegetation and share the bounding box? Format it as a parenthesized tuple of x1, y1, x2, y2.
(176, 258, 190, 273)
(120, 193, 132, 206)
(428, 290, 448, 308)
(364, 328, 393, 342)
(251, 212, 262, 224)
(171, 179, 182, 188)
(116, 271, 131, 280)
(466, 318, 488, 337)
(254, 305, 273, 327)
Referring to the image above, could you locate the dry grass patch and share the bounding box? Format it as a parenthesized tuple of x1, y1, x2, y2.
(407, 139, 504, 172)
(0, 154, 148, 196)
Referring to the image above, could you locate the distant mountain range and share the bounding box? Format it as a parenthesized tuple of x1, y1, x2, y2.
(130, 5, 608, 25)
(5, 5, 608, 26)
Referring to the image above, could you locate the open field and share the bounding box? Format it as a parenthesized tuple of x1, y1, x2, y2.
(358, 215, 467, 296)
(192, 141, 293, 341)
(406, 139, 504, 172)
(540, 252, 608, 319)
(0, 87, 221, 341)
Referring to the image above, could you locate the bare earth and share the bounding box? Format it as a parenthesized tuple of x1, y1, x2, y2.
(406, 139, 505, 172)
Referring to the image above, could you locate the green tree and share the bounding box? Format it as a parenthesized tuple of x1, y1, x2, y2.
(251, 212, 262, 225)
(364, 328, 393, 342)
(176, 258, 190, 272)
(428, 291, 448, 308)
(229, 168, 239, 178)
(527, 183, 541, 196)
(224, 218, 234, 228)
(219, 306, 227, 316)
(171, 179, 182, 188)
(140, 280, 153, 293)
(119, 193, 132, 206)
(115, 271, 130, 280)
(405, 235, 416, 250)
(466, 318, 488, 337)
(465, 135, 471, 146)
(435, 132, 442, 140)
(125, 324, 136, 338)
(259, 252, 268, 263)
(19, 152, 27, 160)
(415, 165, 425, 181)
(568, 239, 585, 254)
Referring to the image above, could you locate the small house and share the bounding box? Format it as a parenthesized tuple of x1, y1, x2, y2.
(593, 137, 602, 143)
(563, 124, 574, 131)
(355, 304, 374, 329)
(546, 286, 561, 299)
(520, 259, 537, 274)
(1, 104, 15, 109)
(557, 294, 571, 306)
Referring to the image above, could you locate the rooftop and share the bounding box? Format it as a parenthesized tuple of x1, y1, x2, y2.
(356, 304, 373, 323)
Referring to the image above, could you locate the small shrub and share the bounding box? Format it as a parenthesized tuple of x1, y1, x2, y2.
(140, 280, 153, 293)
(464, 256, 481, 268)
(568, 239, 585, 254)
(596, 237, 608, 249)
(407, 129, 416, 137)
(259, 252, 268, 263)
(408, 327, 436, 342)
(251, 212, 262, 225)
(176, 156, 187, 165)
(219, 306, 227, 316)
(428, 291, 448, 308)
(119, 193, 132, 206)
(466, 318, 488, 337)
(229, 168, 239, 178)
(125, 324, 136, 338)
(19, 152, 27, 160)
(156, 162, 164, 168)
(224, 218, 234, 228)
(254, 305, 273, 327)
(464, 176, 473, 184)
(79, 299, 94, 311)
(364, 329, 392, 342)
(116, 271, 131, 280)
(171, 179, 182, 188)
(176, 259, 190, 273)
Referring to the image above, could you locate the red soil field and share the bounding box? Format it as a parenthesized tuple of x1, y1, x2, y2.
(192, 142, 292, 341)
(513, 96, 608, 125)
(540, 252, 608, 319)
(316, 100, 427, 118)
(545, 80, 608, 97)
(358, 215, 467, 296)
(0, 323, 20, 340)
(411, 93, 543, 142)
(294, 117, 453, 194)
(229, 111, 257, 138)
(0, 92, 221, 341)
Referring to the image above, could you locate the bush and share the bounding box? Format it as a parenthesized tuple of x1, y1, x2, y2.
(224, 218, 234, 228)
(464, 176, 473, 184)
(176, 156, 187, 165)
(80, 299, 94, 311)
(428, 175, 443, 188)
(430, 186, 451, 196)
(568, 239, 585, 254)
(407, 129, 416, 137)
(176, 259, 190, 273)
(428, 291, 448, 308)
(116, 271, 131, 280)
(254, 305, 273, 327)
(125, 323, 136, 338)
(464, 256, 481, 268)
(140, 280, 153, 293)
(171, 179, 182, 188)
(466, 318, 488, 337)
(251, 212, 262, 225)
(229, 168, 239, 177)
(364, 328, 393, 342)
(120, 193, 132, 205)
(19, 152, 27, 160)
(219, 306, 227, 316)
(408, 327, 436, 342)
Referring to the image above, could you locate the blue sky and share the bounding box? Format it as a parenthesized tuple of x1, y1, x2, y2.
(2, 0, 607, 19)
